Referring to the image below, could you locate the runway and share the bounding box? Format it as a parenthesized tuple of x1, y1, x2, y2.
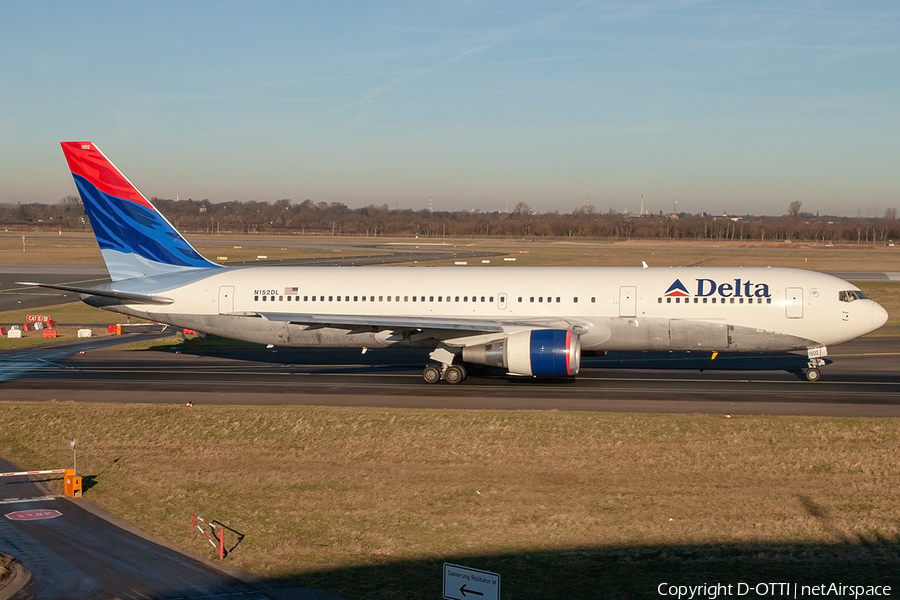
(2, 336, 898, 417)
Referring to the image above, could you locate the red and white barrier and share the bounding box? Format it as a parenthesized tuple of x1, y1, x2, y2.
(0, 469, 67, 477)
(192, 514, 225, 560)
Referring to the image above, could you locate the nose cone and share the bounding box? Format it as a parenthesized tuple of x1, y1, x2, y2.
(872, 301, 888, 330)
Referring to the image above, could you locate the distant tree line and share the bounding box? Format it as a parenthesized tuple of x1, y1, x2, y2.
(1, 196, 898, 244)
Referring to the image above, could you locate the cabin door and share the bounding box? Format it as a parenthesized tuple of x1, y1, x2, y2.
(619, 286, 637, 318)
(218, 285, 235, 314)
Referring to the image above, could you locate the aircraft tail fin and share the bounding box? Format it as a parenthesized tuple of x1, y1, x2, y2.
(60, 142, 220, 281)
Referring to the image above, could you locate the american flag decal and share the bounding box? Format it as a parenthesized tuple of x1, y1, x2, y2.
(284, 286, 298, 294)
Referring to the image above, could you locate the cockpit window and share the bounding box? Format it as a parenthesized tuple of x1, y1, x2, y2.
(839, 290, 867, 303)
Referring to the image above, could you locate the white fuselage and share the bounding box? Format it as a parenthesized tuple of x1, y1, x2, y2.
(91, 266, 886, 353)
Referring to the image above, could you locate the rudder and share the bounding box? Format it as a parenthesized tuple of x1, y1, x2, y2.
(61, 141, 219, 281)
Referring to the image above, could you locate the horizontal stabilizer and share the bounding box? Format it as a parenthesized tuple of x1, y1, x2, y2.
(16, 282, 174, 305)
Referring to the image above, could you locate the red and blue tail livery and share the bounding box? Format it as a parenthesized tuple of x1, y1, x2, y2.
(61, 142, 219, 281)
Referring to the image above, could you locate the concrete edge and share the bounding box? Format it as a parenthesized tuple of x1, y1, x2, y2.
(0, 557, 32, 600)
(0, 452, 346, 600)
(61, 497, 347, 599)
(60, 496, 263, 584)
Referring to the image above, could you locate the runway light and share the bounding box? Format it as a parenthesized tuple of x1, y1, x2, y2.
(725, 414, 732, 419)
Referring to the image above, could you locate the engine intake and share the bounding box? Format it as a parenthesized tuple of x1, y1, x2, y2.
(462, 329, 581, 377)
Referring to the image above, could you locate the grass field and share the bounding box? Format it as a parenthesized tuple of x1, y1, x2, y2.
(2, 403, 899, 598)
(5, 230, 900, 270)
(0, 231, 388, 265)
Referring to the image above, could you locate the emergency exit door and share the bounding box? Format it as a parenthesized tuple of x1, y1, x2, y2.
(785, 287, 803, 319)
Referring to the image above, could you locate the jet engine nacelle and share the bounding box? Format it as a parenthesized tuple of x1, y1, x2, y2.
(462, 329, 581, 377)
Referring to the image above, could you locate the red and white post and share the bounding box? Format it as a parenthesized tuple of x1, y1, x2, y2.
(191, 514, 225, 560)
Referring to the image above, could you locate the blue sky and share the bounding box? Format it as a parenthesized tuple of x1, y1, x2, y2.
(2, 1, 898, 216)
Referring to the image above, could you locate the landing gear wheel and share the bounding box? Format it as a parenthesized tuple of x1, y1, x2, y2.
(804, 368, 821, 382)
(422, 365, 441, 384)
(444, 364, 467, 385)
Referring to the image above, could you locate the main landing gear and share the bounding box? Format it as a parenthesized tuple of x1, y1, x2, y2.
(422, 345, 467, 384)
(422, 363, 467, 384)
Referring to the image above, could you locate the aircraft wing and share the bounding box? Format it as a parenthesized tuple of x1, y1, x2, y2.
(15, 282, 174, 305)
(234, 311, 507, 333)
(237, 312, 581, 338)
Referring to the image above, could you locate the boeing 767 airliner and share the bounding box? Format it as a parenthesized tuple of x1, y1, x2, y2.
(23, 142, 888, 384)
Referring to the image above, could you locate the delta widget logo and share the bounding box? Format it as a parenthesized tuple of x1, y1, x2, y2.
(664, 279, 690, 297)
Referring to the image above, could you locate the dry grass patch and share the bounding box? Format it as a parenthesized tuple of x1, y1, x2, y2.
(6, 231, 900, 271)
(1, 402, 899, 597)
(0, 231, 386, 266)
(0, 231, 103, 265)
(427, 240, 900, 270)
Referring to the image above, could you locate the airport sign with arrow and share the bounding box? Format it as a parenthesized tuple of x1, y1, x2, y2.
(443, 563, 500, 600)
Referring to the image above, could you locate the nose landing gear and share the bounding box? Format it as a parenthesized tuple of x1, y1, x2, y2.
(803, 356, 826, 382)
(804, 367, 821, 382)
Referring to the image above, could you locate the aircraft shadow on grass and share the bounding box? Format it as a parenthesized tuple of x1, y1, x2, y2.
(162, 530, 900, 600)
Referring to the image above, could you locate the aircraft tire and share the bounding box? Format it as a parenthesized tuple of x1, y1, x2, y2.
(444, 365, 466, 385)
(423, 365, 441, 384)
(804, 368, 821, 382)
